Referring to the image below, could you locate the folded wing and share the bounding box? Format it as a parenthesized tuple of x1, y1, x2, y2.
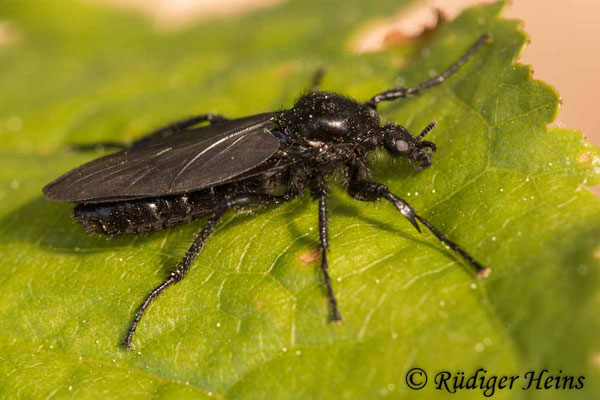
(43, 112, 281, 203)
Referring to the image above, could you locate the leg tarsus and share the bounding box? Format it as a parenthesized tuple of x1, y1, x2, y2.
(122, 277, 176, 349)
(414, 215, 491, 279)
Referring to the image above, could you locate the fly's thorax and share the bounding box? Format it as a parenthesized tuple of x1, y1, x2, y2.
(281, 91, 380, 145)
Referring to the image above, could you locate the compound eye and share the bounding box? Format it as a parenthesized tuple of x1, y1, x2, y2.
(394, 139, 410, 154)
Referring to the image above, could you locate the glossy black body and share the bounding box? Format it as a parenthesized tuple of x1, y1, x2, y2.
(43, 34, 492, 349)
(48, 93, 382, 235)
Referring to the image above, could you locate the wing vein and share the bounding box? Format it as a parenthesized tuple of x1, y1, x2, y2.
(168, 134, 237, 190)
(44, 113, 281, 202)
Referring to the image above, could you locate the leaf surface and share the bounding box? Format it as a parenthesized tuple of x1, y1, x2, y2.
(0, 1, 599, 399)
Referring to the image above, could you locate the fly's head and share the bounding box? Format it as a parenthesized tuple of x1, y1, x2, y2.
(382, 121, 437, 170)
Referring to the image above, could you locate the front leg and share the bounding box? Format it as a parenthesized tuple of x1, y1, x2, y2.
(348, 179, 490, 279)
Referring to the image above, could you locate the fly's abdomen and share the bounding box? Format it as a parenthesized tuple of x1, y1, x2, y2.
(74, 194, 216, 235)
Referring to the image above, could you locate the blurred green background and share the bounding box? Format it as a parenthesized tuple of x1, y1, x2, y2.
(0, 1, 599, 399)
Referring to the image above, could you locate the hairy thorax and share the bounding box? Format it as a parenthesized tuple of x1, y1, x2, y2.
(279, 91, 381, 146)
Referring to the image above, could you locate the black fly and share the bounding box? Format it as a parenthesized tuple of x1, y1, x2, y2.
(43, 34, 492, 349)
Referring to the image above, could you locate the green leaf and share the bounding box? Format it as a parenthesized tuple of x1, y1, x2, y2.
(1, 1, 599, 399)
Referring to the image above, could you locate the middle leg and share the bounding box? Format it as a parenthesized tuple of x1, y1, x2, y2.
(317, 190, 343, 322)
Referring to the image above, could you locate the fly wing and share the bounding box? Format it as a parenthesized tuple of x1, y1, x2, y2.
(43, 112, 281, 203)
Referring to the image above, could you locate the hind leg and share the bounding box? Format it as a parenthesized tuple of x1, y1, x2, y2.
(122, 193, 285, 349)
(70, 113, 229, 151)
